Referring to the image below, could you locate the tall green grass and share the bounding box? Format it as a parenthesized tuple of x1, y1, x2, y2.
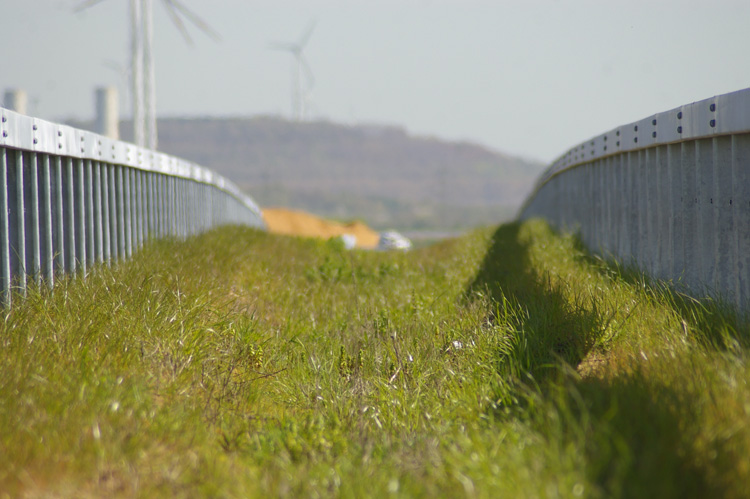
(1, 219, 748, 497)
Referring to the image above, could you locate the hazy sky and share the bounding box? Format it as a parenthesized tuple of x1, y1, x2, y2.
(2, 0, 749, 162)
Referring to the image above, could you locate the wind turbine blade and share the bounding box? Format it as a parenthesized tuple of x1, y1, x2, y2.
(297, 20, 317, 48)
(161, 0, 194, 44)
(163, 0, 222, 42)
(73, 0, 109, 13)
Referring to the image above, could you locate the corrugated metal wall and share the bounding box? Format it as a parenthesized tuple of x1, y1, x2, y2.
(520, 88, 750, 310)
(0, 107, 264, 305)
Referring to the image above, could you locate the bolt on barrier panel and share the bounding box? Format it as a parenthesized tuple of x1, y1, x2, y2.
(0, 107, 264, 306)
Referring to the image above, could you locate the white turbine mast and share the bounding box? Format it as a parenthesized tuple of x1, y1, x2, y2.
(76, 0, 219, 149)
(269, 22, 316, 121)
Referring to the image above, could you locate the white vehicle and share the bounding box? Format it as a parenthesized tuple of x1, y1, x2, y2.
(377, 231, 412, 251)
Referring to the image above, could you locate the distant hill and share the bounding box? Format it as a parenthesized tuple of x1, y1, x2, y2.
(74, 117, 545, 231)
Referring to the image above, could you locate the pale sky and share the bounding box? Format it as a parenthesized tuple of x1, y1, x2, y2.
(1, 0, 749, 163)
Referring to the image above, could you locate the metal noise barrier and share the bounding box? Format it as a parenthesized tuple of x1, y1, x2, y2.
(519, 87, 750, 311)
(0, 106, 265, 306)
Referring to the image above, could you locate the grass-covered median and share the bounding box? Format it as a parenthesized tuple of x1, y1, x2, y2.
(1, 219, 749, 497)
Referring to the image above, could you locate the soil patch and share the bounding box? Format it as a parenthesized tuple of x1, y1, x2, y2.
(262, 208, 380, 249)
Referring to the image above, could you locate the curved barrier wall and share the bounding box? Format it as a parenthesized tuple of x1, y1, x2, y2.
(519, 87, 750, 309)
(0, 106, 264, 305)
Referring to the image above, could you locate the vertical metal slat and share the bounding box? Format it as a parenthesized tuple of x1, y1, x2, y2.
(102, 163, 112, 264)
(65, 157, 76, 274)
(74, 158, 86, 272)
(85, 159, 95, 268)
(29, 152, 41, 287)
(93, 161, 104, 264)
(15, 150, 27, 295)
(0, 148, 11, 305)
(53, 156, 65, 275)
(123, 167, 132, 258)
(41, 154, 53, 287)
(116, 166, 125, 259)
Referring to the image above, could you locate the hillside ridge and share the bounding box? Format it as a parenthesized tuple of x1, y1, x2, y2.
(73, 116, 545, 230)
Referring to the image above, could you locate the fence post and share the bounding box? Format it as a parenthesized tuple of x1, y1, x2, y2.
(157, 173, 163, 238)
(65, 157, 76, 274)
(54, 156, 65, 275)
(74, 158, 86, 272)
(180, 178, 187, 239)
(109, 164, 119, 261)
(147, 172, 155, 238)
(116, 166, 125, 259)
(137, 170, 145, 247)
(85, 159, 95, 268)
(41, 154, 53, 287)
(0, 148, 11, 305)
(29, 153, 41, 287)
(93, 161, 104, 264)
(101, 163, 111, 264)
(124, 167, 132, 258)
(15, 150, 27, 295)
(169, 176, 176, 237)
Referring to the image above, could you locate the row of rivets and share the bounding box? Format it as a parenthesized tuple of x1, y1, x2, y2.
(554, 100, 724, 172)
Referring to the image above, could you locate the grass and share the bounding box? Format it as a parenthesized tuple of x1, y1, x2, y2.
(1, 219, 749, 497)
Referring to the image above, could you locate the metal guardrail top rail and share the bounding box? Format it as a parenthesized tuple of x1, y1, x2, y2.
(0, 107, 262, 217)
(537, 87, 750, 187)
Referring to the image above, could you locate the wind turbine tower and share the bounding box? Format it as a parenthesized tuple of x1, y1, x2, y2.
(76, 0, 219, 149)
(270, 22, 316, 121)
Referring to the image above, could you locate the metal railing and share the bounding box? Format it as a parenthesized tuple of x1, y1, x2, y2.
(520, 87, 750, 310)
(0, 107, 264, 305)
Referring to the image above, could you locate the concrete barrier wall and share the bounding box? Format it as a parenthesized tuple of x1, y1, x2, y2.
(0, 106, 264, 305)
(519, 88, 750, 310)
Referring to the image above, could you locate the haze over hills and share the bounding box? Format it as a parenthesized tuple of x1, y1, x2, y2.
(77, 117, 546, 231)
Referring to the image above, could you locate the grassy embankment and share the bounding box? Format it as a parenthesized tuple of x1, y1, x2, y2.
(1, 220, 749, 497)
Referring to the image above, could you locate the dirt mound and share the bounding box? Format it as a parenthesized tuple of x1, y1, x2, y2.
(262, 208, 380, 249)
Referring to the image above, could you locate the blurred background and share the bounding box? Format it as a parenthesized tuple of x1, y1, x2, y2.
(2, 0, 749, 237)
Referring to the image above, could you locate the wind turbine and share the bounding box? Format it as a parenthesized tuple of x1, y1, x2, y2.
(75, 0, 219, 149)
(269, 22, 316, 121)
